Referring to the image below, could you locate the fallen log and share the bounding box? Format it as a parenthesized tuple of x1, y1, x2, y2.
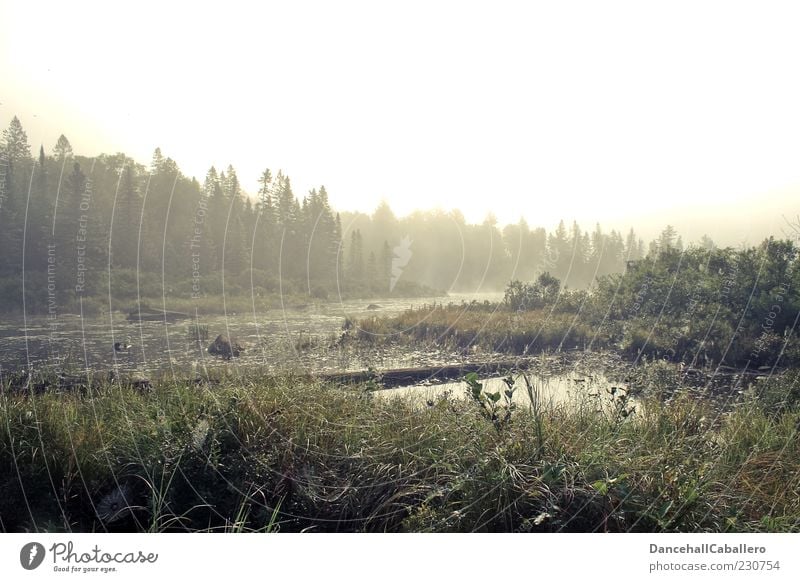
(316, 358, 542, 389)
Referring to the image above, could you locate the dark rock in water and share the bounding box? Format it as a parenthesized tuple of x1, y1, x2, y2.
(367, 303, 382, 310)
(131, 377, 152, 391)
(208, 334, 244, 359)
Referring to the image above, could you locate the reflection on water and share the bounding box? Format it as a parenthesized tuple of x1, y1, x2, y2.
(377, 370, 621, 409)
(0, 292, 503, 375)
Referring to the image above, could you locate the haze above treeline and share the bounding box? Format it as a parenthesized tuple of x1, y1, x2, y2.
(4, 107, 795, 250)
(0, 114, 795, 314)
(5, 2, 800, 250)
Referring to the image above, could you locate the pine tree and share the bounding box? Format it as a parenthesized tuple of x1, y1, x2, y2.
(203, 166, 226, 272)
(150, 147, 165, 174)
(273, 172, 303, 279)
(547, 219, 571, 281)
(302, 185, 338, 284)
(318, 186, 339, 279)
(275, 171, 296, 230)
(254, 168, 277, 272)
(221, 165, 247, 275)
(61, 162, 87, 232)
(25, 146, 51, 271)
(625, 228, 641, 261)
(53, 135, 73, 160)
(608, 230, 625, 273)
(54, 161, 88, 291)
(189, 172, 217, 291)
(652, 225, 678, 256)
(114, 165, 140, 269)
(2, 116, 31, 165)
(1, 116, 32, 219)
(347, 230, 364, 285)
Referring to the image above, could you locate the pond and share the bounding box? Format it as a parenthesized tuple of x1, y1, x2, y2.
(0, 292, 504, 376)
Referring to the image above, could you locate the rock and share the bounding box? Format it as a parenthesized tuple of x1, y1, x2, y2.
(131, 376, 152, 391)
(367, 303, 382, 310)
(113, 342, 132, 352)
(208, 334, 244, 359)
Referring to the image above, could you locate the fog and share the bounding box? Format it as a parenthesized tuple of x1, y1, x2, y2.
(2, 1, 800, 243)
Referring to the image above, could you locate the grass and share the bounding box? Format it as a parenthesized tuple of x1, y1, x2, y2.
(355, 303, 600, 354)
(353, 301, 800, 370)
(1, 369, 799, 532)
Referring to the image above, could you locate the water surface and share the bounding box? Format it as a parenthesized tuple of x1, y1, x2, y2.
(0, 292, 504, 376)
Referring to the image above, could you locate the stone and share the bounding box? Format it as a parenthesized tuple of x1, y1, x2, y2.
(208, 334, 244, 359)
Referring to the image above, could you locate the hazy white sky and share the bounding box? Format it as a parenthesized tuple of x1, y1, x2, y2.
(2, 0, 800, 244)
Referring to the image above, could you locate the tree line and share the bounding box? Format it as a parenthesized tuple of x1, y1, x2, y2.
(1, 115, 680, 313)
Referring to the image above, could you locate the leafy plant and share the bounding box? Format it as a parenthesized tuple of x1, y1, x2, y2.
(464, 372, 515, 432)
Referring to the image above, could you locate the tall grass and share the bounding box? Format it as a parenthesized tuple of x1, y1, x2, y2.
(356, 304, 598, 354)
(1, 371, 798, 532)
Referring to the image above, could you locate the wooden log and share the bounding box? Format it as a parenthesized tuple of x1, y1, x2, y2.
(315, 358, 542, 389)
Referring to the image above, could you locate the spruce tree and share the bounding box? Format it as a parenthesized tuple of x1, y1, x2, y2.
(53, 135, 73, 160)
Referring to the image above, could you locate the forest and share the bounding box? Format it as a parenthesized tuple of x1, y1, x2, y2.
(0, 115, 656, 314)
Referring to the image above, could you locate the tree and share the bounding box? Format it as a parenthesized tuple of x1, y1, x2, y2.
(699, 234, 716, 250)
(1, 116, 32, 219)
(253, 168, 277, 273)
(150, 147, 165, 174)
(113, 165, 140, 269)
(62, 162, 87, 229)
(303, 185, 338, 285)
(547, 220, 571, 281)
(25, 146, 52, 271)
(625, 228, 642, 261)
(275, 171, 297, 230)
(537, 271, 561, 302)
(203, 167, 226, 272)
(503, 272, 561, 310)
(51, 161, 89, 291)
(273, 172, 303, 279)
(53, 135, 73, 160)
(365, 251, 377, 289)
(220, 165, 248, 275)
(2, 116, 31, 166)
(347, 229, 364, 285)
(652, 225, 678, 255)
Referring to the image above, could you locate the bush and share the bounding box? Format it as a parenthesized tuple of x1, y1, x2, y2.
(503, 273, 560, 311)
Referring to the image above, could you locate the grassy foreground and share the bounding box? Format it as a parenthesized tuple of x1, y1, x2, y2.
(1, 371, 799, 532)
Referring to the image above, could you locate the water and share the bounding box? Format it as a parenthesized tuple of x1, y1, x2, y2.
(377, 370, 622, 409)
(0, 292, 503, 376)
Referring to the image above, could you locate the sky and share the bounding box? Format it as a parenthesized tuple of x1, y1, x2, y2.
(2, 0, 800, 245)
